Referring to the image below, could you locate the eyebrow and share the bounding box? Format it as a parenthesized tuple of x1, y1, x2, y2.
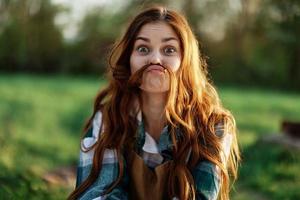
(135, 36, 179, 43)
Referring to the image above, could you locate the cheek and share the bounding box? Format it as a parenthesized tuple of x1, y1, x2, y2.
(168, 57, 181, 72)
(130, 54, 144, 74)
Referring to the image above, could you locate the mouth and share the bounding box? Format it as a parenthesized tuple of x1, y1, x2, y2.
(146, 65, 165, 73)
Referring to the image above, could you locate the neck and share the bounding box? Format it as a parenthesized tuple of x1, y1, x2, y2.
(141, 92, 167, 141)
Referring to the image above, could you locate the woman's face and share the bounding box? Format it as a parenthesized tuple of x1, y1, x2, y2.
(130, 22, 182, 93)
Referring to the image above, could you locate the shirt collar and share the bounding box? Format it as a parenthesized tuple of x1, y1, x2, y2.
(135, 110, 173, 154)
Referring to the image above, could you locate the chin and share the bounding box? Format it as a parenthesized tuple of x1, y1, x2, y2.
(140, 74, 170, 93)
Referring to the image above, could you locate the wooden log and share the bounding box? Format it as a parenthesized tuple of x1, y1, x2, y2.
(282, 121, 300, 138)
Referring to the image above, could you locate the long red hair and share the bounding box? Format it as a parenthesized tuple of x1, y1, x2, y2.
(68, 6, 240, 200)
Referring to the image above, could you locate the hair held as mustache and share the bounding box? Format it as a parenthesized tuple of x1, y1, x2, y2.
(128, 63, 176, 88)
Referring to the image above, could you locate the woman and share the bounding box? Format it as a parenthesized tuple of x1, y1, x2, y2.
(69, 6, 240, 200)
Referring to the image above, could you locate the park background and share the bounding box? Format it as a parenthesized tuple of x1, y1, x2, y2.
(0, 0, 299, 199)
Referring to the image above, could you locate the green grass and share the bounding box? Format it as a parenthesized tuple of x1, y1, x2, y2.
(0, 74, 300, 199)
(0, 74, 103, 199)
(219, 86, 300, 200)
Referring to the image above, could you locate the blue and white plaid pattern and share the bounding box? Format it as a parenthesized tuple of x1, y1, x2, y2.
(75, 111, 231, 200)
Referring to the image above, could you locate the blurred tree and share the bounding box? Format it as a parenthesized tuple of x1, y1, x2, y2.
(266, 0, 300, 88)
(209, 0, 300, 89)
(247, 0, 300, 89)
(0, 0, 299, 89)
(0, 0, 63, 73)
(62, 4, 133, 74)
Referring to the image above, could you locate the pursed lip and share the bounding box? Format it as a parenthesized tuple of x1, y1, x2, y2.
(146, 65, 165, 72)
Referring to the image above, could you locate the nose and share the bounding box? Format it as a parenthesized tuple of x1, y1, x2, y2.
(149, 50, 162, 65)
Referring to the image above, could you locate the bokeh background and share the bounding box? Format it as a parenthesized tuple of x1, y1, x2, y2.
(0, 0, 299, 199)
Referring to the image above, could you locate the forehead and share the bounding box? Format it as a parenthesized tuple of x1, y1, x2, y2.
(136, 22, 179, 40)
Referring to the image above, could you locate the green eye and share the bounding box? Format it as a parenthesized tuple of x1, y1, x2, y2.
(137, 46, 149, 54)
(164, 47, 176, 54)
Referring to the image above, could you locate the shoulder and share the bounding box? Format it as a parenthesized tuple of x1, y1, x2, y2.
(214, 122, 233, 161)
(214, 122, 225, 138)
(91, 110, 103, 138)
(81, 110, 103, 151)
(214, 121, 232, 141)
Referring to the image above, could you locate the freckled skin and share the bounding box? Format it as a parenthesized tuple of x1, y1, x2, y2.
(130, 22, 182, 93)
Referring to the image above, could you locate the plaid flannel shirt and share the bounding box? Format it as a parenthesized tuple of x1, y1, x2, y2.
(75, 111, 232, 200)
